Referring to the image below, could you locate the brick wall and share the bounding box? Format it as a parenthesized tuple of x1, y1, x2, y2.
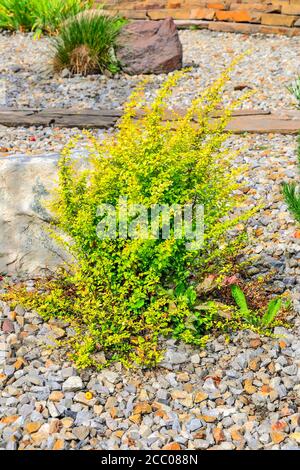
(102, 1, 300, 35)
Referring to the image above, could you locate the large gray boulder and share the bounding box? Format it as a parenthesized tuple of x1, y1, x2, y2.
(116, 18, 183, 75)
(0, 153, 68, 278)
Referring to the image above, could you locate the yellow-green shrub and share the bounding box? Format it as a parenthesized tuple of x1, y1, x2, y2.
(13, 65, 256, 369)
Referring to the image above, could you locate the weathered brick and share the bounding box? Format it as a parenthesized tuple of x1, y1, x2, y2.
(206, 2, 226, 9)
(261, 13, 298, 26)
(104, 0, 300, 31)
(230, 3, 280, 13)
(147, 9, 165, 20)
(109, 8, 148, 18)
(216, 9, 260, 22)
(148, 8, 191, 19)
(191, 8, 216, 19)
(282, 4, 300, 15)
(269, 0, 291, 6)
(181, 1, 207, 7)
(167, 0, 182, 7)
(142, 1, 166, 8)
(206, 19, 300, 35)
(238, 0, 265, 2)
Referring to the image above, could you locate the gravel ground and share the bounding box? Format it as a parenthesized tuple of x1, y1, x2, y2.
(0, 30, 300, 155)
(0, 30, 300, 450)
(229, 133, 300, 311)
(1, 299, 300, 450)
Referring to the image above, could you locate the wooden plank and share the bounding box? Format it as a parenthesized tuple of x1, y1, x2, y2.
(0, 112, 54, 127)
(227, 115, 300, 134)
(0, 108, 122, 129)
(0, 107, 300, 134)
(0, 107, 123, 117)
(135, 107, 271, 120)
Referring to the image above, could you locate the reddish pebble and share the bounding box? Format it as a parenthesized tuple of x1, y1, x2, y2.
(2, 319, 14, 333)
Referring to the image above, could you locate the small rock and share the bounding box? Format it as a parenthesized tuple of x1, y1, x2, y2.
(220, 442, 235, 450)
(289, 432, 300, 443)
(162, 442, 181, 450)
(74, 391, 96, 407)
(73, 426, 90, 441)
(213, 427, 225, 444)
(61, 68, 71, 78)
(25, 421, 42, 434)
(133, 402, 152, 415)
(190, 354, 200, 364)
(48, 401, 60, 418)
(271, 430, 286, 444)
(187, 418, 202, 432)
(283, 364, 298, 376)
(194, 391, 208, 403)
(62, 376, 83, 392)
(203, 378, 217, 393)
(49, 391, 64, 402)
(11, 65, 22, 73)
(244, 379, 257, 394)
(53, 439, 65, 450)
(99, 370, 119, 384)
(249, 338, 262, 348)
(177, 372, 189, 382)
(161, 349, 188, 366)
(2, 319, 14, 333)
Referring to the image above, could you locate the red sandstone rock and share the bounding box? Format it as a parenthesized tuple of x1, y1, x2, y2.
(116, 18, 182, 75)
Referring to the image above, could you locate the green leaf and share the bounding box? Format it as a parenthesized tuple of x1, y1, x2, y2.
(185, 286, 197, 304)
(231, 284, 249, 315)
(132, 299, 145, 310)
(33, 27, 43, 40)
(282, 182, 300, 224)
(175, 282, 186, 297)
(262, 298, 282, 327)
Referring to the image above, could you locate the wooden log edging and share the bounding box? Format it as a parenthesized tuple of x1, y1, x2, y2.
(0, 108, 122, 129)
(1, 107, 300, 134)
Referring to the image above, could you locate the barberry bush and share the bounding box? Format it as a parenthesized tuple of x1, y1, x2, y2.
(7, 65, 258, 369)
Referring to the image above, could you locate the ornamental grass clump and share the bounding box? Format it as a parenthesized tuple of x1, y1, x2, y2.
(52, 14, 125, 75)
(7, 64, 258, 369)
(0, 0, 94, 34)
